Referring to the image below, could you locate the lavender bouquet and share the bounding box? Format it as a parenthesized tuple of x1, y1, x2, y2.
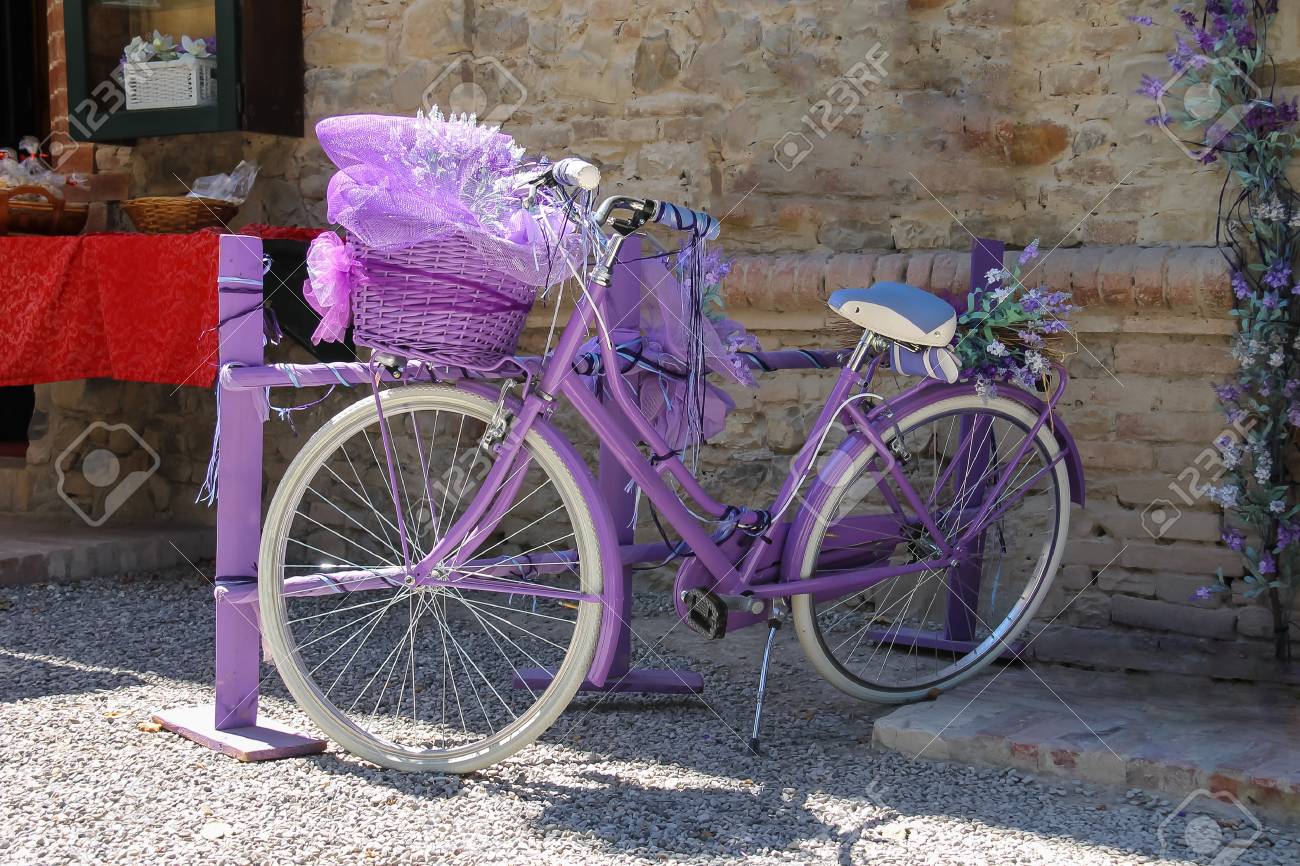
(953, 240, 1075, 396)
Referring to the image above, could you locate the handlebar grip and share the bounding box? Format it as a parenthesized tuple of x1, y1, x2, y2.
(551, 158, 601, 191)
(652, 200, 720, 240)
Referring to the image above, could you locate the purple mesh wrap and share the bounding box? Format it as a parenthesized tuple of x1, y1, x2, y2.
(317, 113, 580, 288)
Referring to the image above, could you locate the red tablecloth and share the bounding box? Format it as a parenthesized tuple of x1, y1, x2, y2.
(0, 225, 320, 388)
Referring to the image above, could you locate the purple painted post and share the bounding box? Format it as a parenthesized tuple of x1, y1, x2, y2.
(212, 234, 267, 729)
(513, 237, 704, 695)
(944, 238, 1004, 643)
(153, 234, 326, 761)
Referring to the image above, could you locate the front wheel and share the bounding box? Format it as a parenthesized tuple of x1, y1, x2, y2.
(259, 384, 606, 772)
(791, 392, 1071, 703)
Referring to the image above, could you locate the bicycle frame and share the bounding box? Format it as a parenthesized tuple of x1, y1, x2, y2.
(405, 230, 1079, 614)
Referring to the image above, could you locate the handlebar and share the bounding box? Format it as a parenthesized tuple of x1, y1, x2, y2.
(650, 200, 720, 240)
(591, 195, 719, 240)
(541, 157, 721, 242)
(550, 157, 601, 191)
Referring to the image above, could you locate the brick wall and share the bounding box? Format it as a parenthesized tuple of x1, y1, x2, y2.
(24, 0, 1300, 678)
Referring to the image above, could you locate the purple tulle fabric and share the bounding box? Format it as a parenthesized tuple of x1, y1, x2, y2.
(303, 232, 361, 344)
(612, 253, 760, 452)
(314, 113, 580, 286)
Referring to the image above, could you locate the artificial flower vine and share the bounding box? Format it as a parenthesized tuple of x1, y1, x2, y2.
(1133, 1, 1298, 660)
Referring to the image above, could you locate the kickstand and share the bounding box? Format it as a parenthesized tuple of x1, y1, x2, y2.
(747, 616, 782, 756)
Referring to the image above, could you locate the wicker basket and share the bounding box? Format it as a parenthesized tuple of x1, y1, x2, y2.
(124, 57, 217, 110)
(122, 196, 239, 234)
(351, 234, 538, 370)
(0, 186, 89, 236)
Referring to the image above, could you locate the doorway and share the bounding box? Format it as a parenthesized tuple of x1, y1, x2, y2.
(0, 0, 49, 459)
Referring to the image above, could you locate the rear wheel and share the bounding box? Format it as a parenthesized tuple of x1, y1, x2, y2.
(791, 392, 1070, 703)
(259, 384, 605, 772)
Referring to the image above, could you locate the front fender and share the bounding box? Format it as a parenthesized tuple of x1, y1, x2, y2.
(781, 380, 1084, 582)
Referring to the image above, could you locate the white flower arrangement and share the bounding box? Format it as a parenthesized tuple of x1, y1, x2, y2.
(121, 30, 215, 66)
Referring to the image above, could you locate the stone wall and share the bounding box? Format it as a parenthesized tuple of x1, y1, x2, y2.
(23, 0, 1300, 678)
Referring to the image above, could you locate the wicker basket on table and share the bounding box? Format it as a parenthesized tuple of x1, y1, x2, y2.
(122, 196, 239, 234)
(351, 232, 538, 371)
(0, 186, 89, 236)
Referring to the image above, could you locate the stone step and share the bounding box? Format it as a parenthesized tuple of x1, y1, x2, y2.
(872, 664, 1300, 821)
(0, 516, 214, 585)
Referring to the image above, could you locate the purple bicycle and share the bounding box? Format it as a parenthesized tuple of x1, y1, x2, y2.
(257, 156, 1083, 772)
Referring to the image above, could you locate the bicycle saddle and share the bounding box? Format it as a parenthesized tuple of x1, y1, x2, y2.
(829, 282, 957, 347)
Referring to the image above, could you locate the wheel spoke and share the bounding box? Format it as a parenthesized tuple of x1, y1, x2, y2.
(801, 398, 1068, 696)
(259, 387, 600, 770)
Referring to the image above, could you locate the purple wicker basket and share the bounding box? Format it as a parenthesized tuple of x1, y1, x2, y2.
(351, 233, 536, 370)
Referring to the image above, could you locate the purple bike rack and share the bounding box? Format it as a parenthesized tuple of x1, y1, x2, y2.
(154, 233, 1020, 761)
(153, 235, 328, 760)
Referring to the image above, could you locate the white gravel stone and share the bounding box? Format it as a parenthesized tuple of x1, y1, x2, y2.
(1, 569, 1297, 865)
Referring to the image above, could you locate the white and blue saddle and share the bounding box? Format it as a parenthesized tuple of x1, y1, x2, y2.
(829, 282, 957, 347)
(829, 282, 961, 383)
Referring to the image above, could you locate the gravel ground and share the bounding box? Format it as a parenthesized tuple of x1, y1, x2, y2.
(2, 568, 1297, 866)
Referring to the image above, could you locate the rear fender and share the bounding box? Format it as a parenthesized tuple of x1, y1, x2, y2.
(781, 380, 1084, 582)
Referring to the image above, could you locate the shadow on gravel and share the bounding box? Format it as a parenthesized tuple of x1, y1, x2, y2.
(305, 751, 469, 798)
(473, 768, 913, 864)
(0, 572, 217, 689)
(0, 652, 145, 703)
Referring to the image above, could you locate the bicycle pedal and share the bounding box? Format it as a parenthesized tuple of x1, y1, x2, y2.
(682, 588, 728, 639)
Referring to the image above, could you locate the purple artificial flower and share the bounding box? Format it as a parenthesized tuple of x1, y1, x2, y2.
(1277, 522, 1300, 552)
(1283, 379, 1299, 397)
(1236, 23, 1256, 47)
(1168, 35, 1196, 73)
(1145, 114, 1172, 127)
(1193, 28, 1216, 53)
(1137, 74, 1164, 99)
(1288, 405, 1300, 426)
(1178, 9, 1198, 29)
(1222, 527, 1247, 551)
(1191, 585, 1217, 601)
(1263, 260, 1291, 290)
(1019, 238, 1040, 264)
(1128, 15, 1155, 26)
(1197, 149, 1219, 165)
(1020, 289, 1043, 313)
(1246, 98, 1300, 133)
(1261, 291, 1281, 310)
(1231, 0, 1247, 14)
(1231, 270, 1250, 298)
(1214, 382, 1242, 402)
(1258, 553, 1276, 575)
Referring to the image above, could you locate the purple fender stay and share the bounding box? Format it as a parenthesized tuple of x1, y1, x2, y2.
(455, 381, 625, 687)
(781, 378, 1084, 584)
(867, 377, 1084, 506)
